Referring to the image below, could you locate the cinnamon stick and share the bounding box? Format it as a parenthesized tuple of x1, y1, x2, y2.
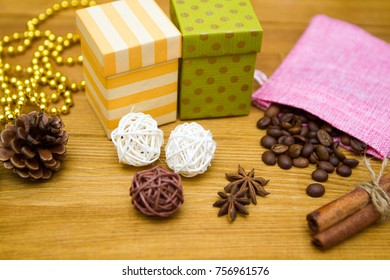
(307, 173, 390, 250)
(307, 173, 390, 233)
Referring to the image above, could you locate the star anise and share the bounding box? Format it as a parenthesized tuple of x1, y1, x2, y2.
(224, 165, 270, 204)
(213, 188, 250, 222)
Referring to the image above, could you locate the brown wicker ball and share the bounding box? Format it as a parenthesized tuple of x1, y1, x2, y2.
(130, 166, 184, 218)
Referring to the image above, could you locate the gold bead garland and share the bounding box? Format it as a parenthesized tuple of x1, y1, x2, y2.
(0, 0, 96, 125)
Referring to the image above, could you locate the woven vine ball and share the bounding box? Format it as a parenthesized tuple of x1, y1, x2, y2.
(111, 112, 164, 167)
(165, 122, 217, 177)
(130, 166, 184, 218)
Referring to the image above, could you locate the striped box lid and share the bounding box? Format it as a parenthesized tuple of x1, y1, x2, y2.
(76, 0, 182, 77)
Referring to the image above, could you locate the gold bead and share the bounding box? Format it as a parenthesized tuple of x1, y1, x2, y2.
(64, 90, 72, 98)
(3, 36, 10, 44)
(7, 46, 15, 55)
(90, 1, 97, 7)
(80, 80, 86, 91)
(70, 82, 78, 92)
(65, 98, 74, 107)
(38, 13, 47, 21)
(30, 96, 37, 103)
(49, 80, 57, 89)
(45, 63, 52, 70)
(41, 56, 50, 64)
(0, 114, 5, 124)
(34, 30, 41, 37)
(46, 70, 53, 78)
(3, 63, 11, 72)
(39, 104, 46, 111)
(13, 108, 20, 117)
(41, 76, 48, 85)
(53, 3, 61, 11)
(14, 65, 23, 73)
(81, 0, 89, 6)
(57, 36, 64, 44)
(66, 57, 74, 66)
(12, 32, 20, 40)
(63, 39, 71, 48)
(66, 33, 74, 40)
(32, 58, 39, 65)
(59, 76, 67, 83)
(50, 107, 59, 116)
(57, 84, 66, 92)
(46, 8, 54, 16)
(48, 34, 56, 41)
(55, 45, 63, 52)
(56, 57, 64, 65)
(6, 113, 14, 121)
(60, 104, 70, 114)
(0, 97, 7, 106)
(17, 45, 25, 53)
(50, 92, 59, 103)
(77, 55, 83, 64)
(42, 49, 49, 57)
(6, 96, 12, 103)
(51, 50, 59, 57)
(23, 39, 31, 46)
(10, 77, 18, 84)
(11, 94, 18, 101)
(61, 1, 70, 9)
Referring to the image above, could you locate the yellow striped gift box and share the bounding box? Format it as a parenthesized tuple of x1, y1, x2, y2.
(76, 0, 182, 138)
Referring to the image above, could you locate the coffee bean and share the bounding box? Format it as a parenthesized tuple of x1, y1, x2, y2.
(277, 135, 287, 144)
(260, 135, 277, 149)
(288, 126, 301, 135)
(343, 158, 359, 168)
(257, 116, 271, 129)
(288, 144, 302, 158)
(315, 145, 330, 161)
(306, 183, 325, 197)
(333, 147, 346, 161)
(300, 126, 309, 137)
(278, 154, 292, 169)
(340, 134, 351, 146)
(267, 127, 283, 138)
(309, 152, 319, 164)
(350, 138, 367, 153)
(329, 154, 340, 167)
(301, 143, 314, 158)
(271, 115, 280, 126)
(265, 105, 280, 117)
(308, 121, 319, 132)
(293, 157, 309, 168)
(281, 121, 293, 129)
(336, 164, 352, 177)
(317, 161, 335, 173)
(292, 135, 307, 144)
(312, 168, 328, 182)
(262, 151, 277, 166)
(317, 129, 333, 147)
(271, 144, 289, 155)
(280, 112, 294, 122)
(283, 136, 295, 146)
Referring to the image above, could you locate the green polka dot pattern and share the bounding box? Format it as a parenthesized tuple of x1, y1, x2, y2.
(170, 0, 263, 119)
(179, 54, 256, 119)
(170, 0, 263, 58)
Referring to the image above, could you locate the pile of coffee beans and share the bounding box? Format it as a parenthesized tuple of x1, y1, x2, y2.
(257, 104, 365, 197)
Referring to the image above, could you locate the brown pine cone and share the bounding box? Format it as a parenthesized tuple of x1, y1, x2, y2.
(0, 111, 68, 180)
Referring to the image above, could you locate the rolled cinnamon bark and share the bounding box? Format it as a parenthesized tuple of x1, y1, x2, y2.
(307, 173, 390, 233)
(307, 173, 390, 249)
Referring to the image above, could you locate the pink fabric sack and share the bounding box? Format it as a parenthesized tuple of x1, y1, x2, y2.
(252, 15, 390, 159)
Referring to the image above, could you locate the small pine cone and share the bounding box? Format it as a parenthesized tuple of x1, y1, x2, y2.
(0, 111, 68, 180)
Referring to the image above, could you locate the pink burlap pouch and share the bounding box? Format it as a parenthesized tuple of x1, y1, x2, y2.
(252, 15, 390, 159)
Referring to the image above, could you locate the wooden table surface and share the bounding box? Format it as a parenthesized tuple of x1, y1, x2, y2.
(1, 0, 389, 260)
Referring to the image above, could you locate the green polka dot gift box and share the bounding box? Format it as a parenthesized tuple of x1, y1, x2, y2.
(170, 0, 263, 119)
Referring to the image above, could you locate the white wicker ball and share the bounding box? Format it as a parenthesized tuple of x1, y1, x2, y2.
(165, 122, 217, 177)
(111, 112, 164, 167)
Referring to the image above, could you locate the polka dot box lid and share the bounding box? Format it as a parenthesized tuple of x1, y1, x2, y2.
(170, 0, 263, 59)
